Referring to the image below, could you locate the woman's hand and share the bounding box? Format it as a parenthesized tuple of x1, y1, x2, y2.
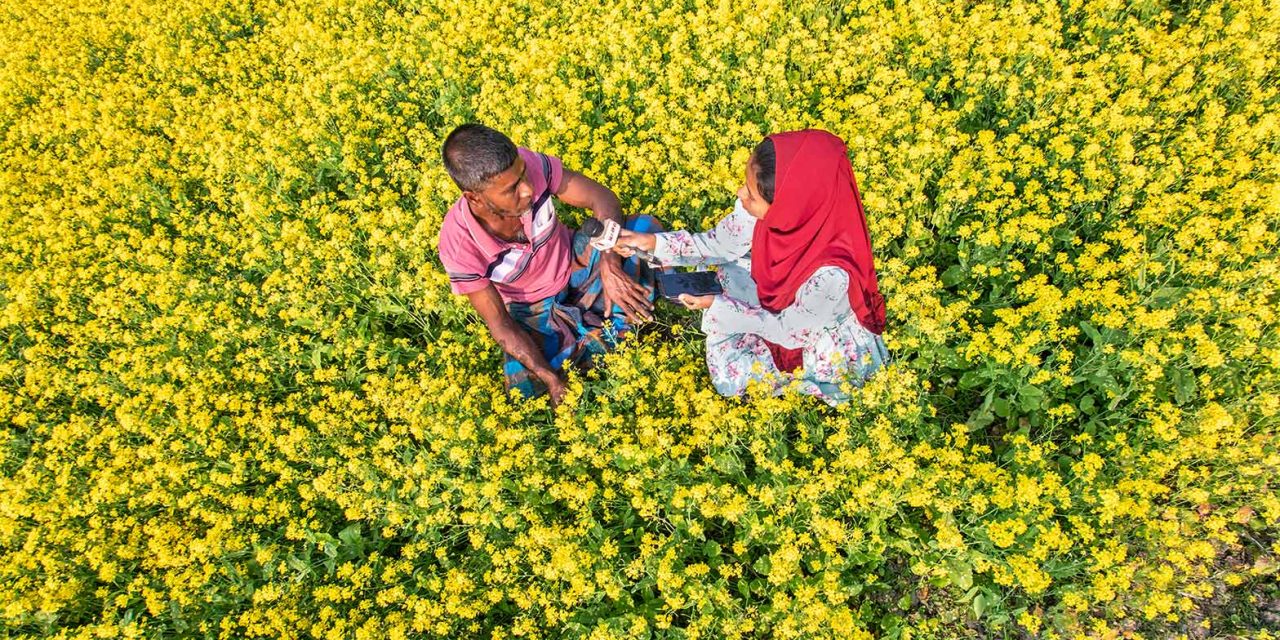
(677, 293, 715, 310)
(613, 229, 657, 258)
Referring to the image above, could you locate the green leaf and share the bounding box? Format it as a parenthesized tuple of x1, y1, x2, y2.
(338, 524, 363, 551)
(941, 265, 965, 287)
(947, 558, 973, 591)
(967, 406, 994, 431)
(934, 346, 961, 368)
(1171, 368, 1196, 405)
(992, 397, 1011, 418)
(1080, 321, 1103, 346)
(972, 593, 987, 619)
(1078, 394, 1096, 414)
(1149, 286, 1187, 308)
(285, 555, 310, 575)
(880, 614, 903, 636)
(1087, 371, 1122, 396)
(845, 549, 873, 565)
(713, 452, 742, 475)
(752, 555, 771, 576)
(1019, 386, 1045, 412)
(959, 370, 985, 390)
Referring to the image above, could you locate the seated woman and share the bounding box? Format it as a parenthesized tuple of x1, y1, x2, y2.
(615, 129, 889, 405)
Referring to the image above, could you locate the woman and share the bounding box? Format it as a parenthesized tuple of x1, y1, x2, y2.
(615, 129, 889, 405)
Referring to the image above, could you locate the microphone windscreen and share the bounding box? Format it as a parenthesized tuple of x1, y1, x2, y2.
(581, 218, 604, 237)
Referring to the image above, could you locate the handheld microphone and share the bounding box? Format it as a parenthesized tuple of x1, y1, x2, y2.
(581, 219, 660, 265)
(581, 218, 618, 250)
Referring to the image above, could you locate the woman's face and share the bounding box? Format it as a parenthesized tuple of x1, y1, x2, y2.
(737, 158, 771, 220)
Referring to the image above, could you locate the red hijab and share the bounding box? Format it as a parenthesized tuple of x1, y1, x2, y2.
(751, 129, 886, 336)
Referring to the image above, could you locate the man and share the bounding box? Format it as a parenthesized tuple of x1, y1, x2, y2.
(437, 124, 662, 405)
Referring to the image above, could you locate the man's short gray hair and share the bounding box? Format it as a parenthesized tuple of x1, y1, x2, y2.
(442, 124, 518, 191)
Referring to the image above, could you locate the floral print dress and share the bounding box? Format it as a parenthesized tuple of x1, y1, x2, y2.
(651, 199, 890, 405)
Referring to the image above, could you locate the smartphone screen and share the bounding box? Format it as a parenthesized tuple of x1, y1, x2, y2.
(656, 271, 723, 300)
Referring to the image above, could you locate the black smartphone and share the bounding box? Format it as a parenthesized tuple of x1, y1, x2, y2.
(656, 271, 723, 301)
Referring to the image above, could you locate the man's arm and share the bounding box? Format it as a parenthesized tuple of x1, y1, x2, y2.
(555, 169, 653, 321)
(555, 169, 624, 225)
(466, 284, 566, 404)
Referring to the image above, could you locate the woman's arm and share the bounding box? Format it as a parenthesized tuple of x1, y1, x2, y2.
(617, 199, 755, 267)
(702, 267, 852, 347)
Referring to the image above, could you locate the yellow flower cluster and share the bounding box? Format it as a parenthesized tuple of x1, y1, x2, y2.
(1, 0, 1278, 637)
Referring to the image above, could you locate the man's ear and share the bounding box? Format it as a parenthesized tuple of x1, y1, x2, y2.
(462, 190, 485, 214)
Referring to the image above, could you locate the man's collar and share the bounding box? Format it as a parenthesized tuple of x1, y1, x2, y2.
(460, 197, 532, 254)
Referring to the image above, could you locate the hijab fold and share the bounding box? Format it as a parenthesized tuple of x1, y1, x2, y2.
(751, 129, 886, 337)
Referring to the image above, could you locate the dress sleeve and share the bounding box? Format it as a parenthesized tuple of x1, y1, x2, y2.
(701, 267, 851, 347)
(650, 199, 755, 267)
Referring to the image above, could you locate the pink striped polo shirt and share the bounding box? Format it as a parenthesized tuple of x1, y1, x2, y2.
(437, 148, 572, 304)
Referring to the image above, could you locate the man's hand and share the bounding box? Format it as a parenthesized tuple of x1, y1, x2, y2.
(467, 285, 566, 404)
(600, 253, 654, 323)
(540, 371, 568, 407)
(553, 170, 654, 324)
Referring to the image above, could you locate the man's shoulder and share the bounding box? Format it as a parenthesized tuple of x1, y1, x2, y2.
(438, 197, 469, 241)
(515, 146, 567, 193)
(437, 198, 484, 267)
(517, 147, 551, 178)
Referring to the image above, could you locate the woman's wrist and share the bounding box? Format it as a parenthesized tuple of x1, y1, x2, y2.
(617, 229, 659, 254)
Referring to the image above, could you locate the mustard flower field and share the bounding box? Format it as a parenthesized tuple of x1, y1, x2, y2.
(1, 0, 1278, 637)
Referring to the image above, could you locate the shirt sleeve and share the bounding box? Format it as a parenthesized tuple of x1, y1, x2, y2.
(447, 272, 491, 296)
(701, 267, 852, 347)
(438, 235, 492, 296)
(651, 199, 755, 267)
(521, 147, 565, 195)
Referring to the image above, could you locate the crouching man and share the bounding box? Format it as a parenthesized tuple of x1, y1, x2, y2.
(436, 124, 663, 405)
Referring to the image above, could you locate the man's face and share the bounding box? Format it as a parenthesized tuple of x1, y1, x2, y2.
(465, 156, 535, 219)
